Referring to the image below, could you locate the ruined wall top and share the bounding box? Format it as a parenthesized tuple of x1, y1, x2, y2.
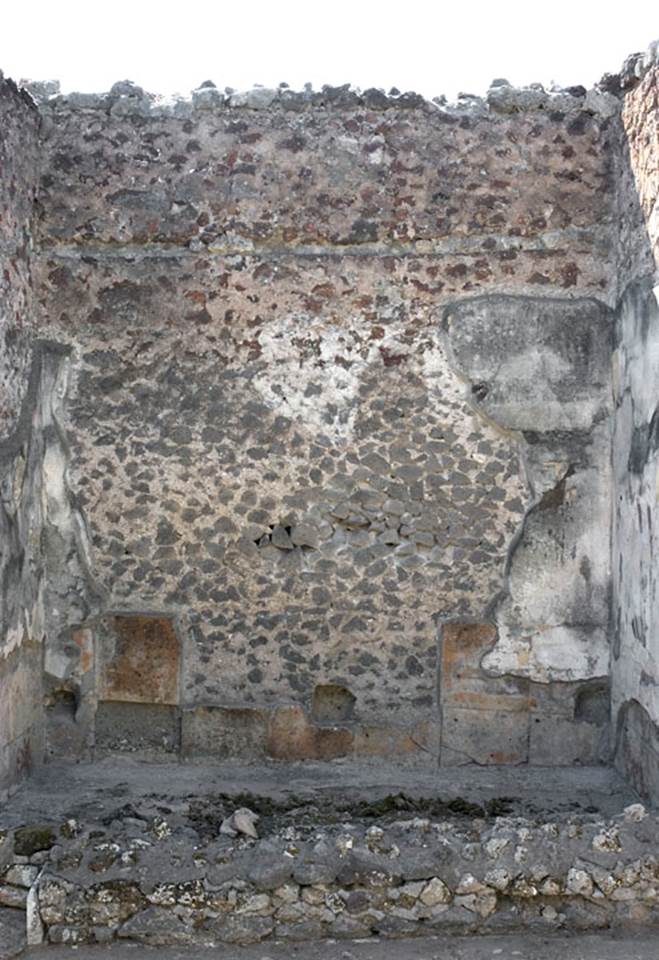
(21, 37, 659, 116)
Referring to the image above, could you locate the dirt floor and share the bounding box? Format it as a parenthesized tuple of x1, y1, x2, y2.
(1, 759, 641, 833)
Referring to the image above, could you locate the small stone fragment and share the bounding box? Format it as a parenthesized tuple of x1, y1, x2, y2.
(419, 877, 451, 906)
(4, 864, 39, 888)
(566, 867, 594, 897)
(222, 808, 259, 840)
(623, 803, 647, 823)
(0, 884, 28, 908)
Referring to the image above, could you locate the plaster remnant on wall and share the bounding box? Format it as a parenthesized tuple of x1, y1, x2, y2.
(611, 56, 659, 800)
(0, 341, 79, 795)
(442, 296, 612, 684)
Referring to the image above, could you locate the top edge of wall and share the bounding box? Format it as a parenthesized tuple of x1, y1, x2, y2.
(2, 38, 657, 121)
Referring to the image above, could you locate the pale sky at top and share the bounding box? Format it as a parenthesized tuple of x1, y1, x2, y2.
(1, 1, 657, 101)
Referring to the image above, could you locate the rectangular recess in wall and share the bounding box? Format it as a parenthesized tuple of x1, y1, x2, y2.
(97, 614, 180, 705)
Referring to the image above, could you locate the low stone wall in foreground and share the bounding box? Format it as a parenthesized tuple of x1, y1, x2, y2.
(1, 796, 658, 945)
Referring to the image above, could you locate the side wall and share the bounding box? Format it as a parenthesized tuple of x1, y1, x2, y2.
(613, 54, 659, 800)
(0, 77, 43, 796)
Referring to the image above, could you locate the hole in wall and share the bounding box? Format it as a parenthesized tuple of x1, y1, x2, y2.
(254, 523, 295, 548)
(45, 688, 78, 721)
(471, 382, 489, 402)
(311, 683, 356, 724)
(574, 682, 609, 725)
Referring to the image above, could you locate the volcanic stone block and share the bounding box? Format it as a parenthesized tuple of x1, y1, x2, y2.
(440, 708, 529, 765)
(97, 615, 180, 705)
(95, 702, 180, 754)
(181, 705, 268, 759)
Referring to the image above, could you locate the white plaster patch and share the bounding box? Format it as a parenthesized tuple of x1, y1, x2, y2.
(483, 624, 609, 683)
(250, 315, 456, 441)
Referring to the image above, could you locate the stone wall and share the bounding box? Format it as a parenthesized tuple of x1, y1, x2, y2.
(0, 77, 43, 797)
(0, 75, 39, 435)
(28, 79, 621, 764)
(612, 51, 659, 801)
(3, 43, 659, 782)
(2, 792, 658, 946)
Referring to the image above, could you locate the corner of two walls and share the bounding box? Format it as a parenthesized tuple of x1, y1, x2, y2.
(0, 77, 99, 798)
(612, 56, 659, 801)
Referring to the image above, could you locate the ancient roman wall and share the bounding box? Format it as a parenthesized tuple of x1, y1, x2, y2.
(612, 46, 659, 801)
(0, 75, 39, 434)
(29, 79, 620, 765)
(0, 76, 44, 796)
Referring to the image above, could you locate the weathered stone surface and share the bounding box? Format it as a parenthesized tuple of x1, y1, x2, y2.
(440, 707, 529, 766)
(441, 624, 527, 714)
(118, 906, 195, 945)
(95, 702, 180, 755)
(0, 42, 659, 796)
(181, 705, 268, 759)
(0, 883, 28, 908)
(2, 760, 659, 944)
(97, 615, 180, 705)
(14, 825, 55, 857)
(612, 63, 659, 803)
(21, 67, 624, 761)
(0, 905, 26, 957)
(267, 705, 353, 761)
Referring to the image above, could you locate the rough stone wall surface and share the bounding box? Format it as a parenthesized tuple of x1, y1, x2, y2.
(0, 77, 43, 797)
(27, 86, 620, 762)
(0, 77, 39, 435)
(0, 344, 66, 797)
(1, 793, 658, 945)
(612, 58, 659, 801)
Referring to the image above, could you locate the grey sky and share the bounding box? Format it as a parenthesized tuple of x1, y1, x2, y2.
(1, 1, 657, 100)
